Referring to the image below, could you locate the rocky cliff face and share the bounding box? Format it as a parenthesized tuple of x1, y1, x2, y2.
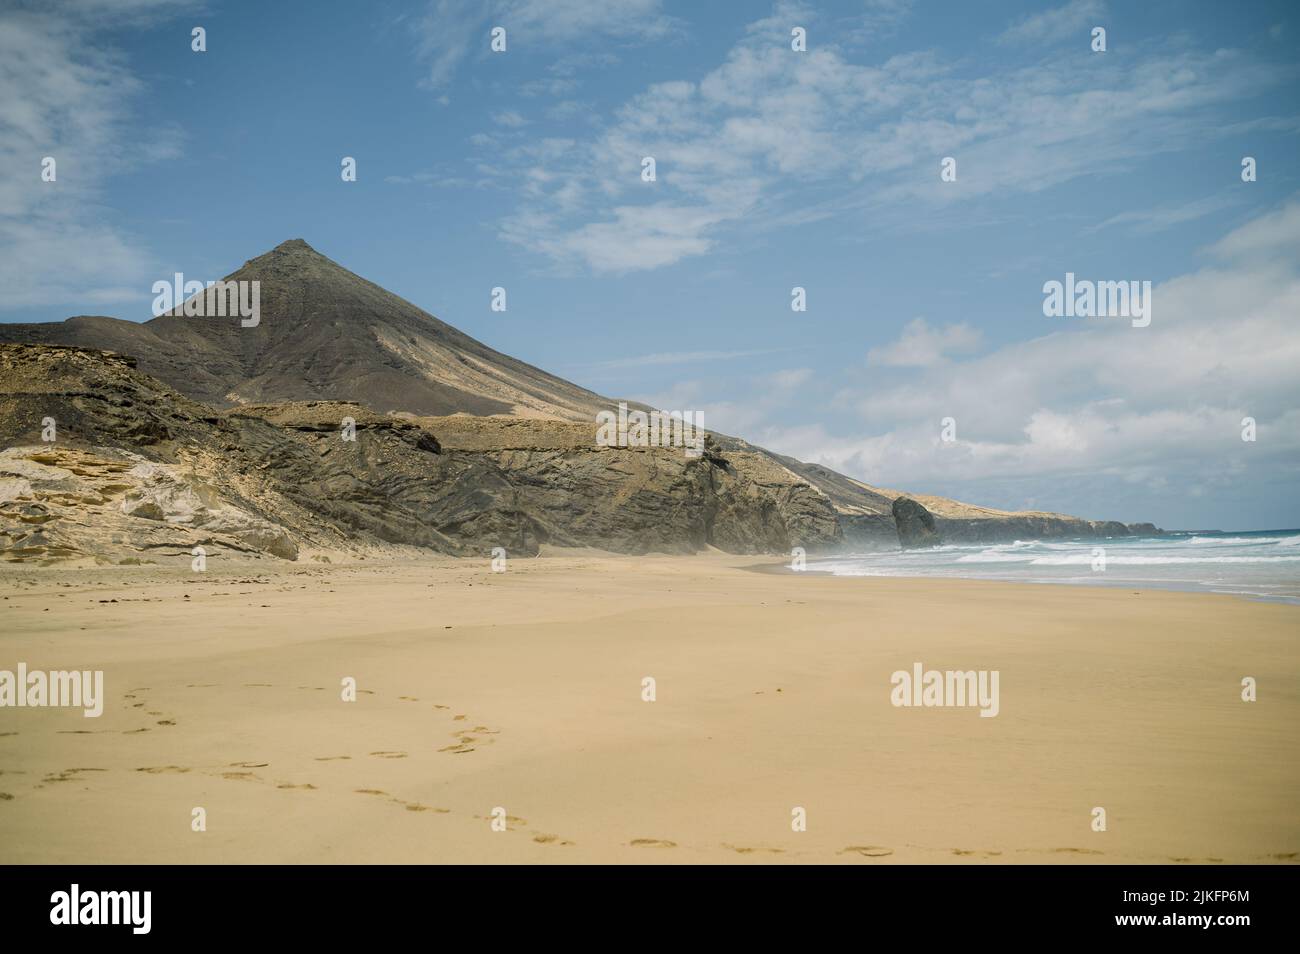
(0, 346, 514, 563)
(877, 491, 1160, 548)
(0, 346, 844, 565)
(238, 405, 844, 556)
(934, 516, 1150, 543)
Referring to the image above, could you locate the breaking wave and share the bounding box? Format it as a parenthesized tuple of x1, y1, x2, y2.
(811, 529, 1300, 603)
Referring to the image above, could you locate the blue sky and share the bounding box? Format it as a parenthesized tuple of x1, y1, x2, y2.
(3, 0, 1299, 530)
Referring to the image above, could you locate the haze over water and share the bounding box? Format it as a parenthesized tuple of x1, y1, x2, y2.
(811, 530, 1300, 603)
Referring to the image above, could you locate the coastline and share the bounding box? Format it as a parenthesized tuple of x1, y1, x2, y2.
(748, 557, 1300, 605)
(2, 554, 1296, 864)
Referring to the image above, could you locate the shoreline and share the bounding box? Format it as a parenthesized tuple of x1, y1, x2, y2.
(8, 552, 1294, 605)
(744, 556, 1300, 605)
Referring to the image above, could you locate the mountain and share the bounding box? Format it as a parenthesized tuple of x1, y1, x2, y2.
(0, 240, 1158, 562)
(0, 239, 608, 419)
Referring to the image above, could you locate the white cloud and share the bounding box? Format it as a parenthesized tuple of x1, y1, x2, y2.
(1085, 194, 1241, 235)
(761, 203, 1300, 501)
(998, 0, 1106, 46)
(861, 0, 915, 31)
(1208, 200, 1300, 262)
(0, 4, 189, 312)
(507, 203, 734, 273)
(47, 0, 193, 18)
(867, 318, 983, 367)
(413, 0, 674, 90)
(488, 5, 1289, 273)
(768, 367, 813, 390)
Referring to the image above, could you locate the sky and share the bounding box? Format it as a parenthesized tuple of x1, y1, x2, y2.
(2, 0, 1298, 531)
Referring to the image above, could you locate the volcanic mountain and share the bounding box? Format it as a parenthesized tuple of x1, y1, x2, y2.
(0, 240, 1158, 562)
(0, 239, 608, 419)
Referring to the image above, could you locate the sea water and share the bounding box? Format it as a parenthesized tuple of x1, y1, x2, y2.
(808, 529, 1300, 603)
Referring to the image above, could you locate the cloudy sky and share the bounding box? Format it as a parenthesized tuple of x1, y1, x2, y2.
(3, 0, 1298, 530)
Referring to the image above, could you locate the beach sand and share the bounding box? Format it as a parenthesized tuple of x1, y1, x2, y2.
(1, 553, 1296, 864)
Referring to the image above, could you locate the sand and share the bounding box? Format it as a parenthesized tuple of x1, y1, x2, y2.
(0, 553, 1296, 864)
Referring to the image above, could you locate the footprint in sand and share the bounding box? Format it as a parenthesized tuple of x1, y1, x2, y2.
(368, 751, 407, 759)
(724, 844, 785, 855)
(276, 783, 317, 790)
(135, 766, 190, 774)
(474, 813, 527, 826)
(439, 723, 500, 754)
(532, 834, 574, 845)
(353, 790, 452, 814)
(42, 768, 108, 785)
(629, 838, 676, 848)
(0, 793, 12, 801)
(952, 849, 1002, 858)
(314, 755, 351, 761)
(840, 845, 893, 858)
(1049, 847, 1103, 855)
(220, 771, 260, 782)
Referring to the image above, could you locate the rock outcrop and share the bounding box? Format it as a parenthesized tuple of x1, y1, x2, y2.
(0, 346, 844, 564)
(0, 446, 299, 564)
(892, 496, 941, 549)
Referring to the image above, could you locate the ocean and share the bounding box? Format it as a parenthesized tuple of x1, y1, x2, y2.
(808, 529, 1300, 603)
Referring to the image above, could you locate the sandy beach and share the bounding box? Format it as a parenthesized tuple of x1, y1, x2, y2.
(1, 553, 1296, 864)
